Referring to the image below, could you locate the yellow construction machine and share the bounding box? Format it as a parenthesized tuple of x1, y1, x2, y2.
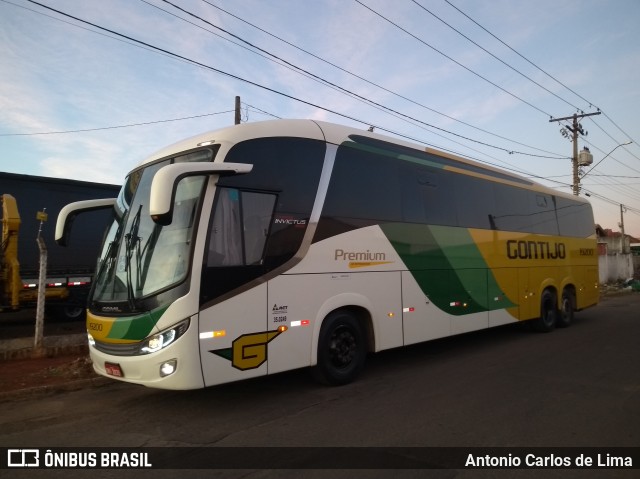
(1, 194, 67, 312)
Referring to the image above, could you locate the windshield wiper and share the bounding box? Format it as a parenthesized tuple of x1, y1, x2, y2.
(124, 205, 142, 312)
(94, 222, 123, 300)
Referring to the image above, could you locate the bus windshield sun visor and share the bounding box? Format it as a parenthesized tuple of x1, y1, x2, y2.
(149, 162, 253, 225)
(56, 198, 117, 247)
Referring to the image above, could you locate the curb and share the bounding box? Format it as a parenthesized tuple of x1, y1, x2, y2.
(0, 334, 88, 361)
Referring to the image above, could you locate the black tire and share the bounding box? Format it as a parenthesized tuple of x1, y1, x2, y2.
(313, 311, 367, 386)
(61, 305, 86, 321)
(556, 291, 574, 328)
(46, 304, 86, 322)
(532, 290, 558, 333)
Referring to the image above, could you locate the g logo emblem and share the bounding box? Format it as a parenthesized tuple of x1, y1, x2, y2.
(210, 328, 285, 370)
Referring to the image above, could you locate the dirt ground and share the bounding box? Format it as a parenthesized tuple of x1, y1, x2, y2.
(0, 354, 98, 394)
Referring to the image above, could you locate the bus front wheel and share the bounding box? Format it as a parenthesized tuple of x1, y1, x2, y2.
(533, 290, 558, 333)
(313, 311, 366, 386)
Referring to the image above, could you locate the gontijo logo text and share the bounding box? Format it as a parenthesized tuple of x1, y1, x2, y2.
(506, 240, 566, 260)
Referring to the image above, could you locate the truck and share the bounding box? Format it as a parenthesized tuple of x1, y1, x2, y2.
(0, 172, 120, 320)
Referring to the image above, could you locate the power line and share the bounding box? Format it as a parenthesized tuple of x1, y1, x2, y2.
(243, 103, 281, 121)
(443, 0, 594, 110)
(160, 0, 565, 159)
(199, 0, 640, 196)
(5, 0, 602, 193)
(18, 0, 448, 149)
(410, 0, 582, 112)
(4, 0, 568, 160)
(589, 175, 640, 179)
(12, 0, 639, 217)
(6, 0, 522, 165)
(361, 0, 640, 185)
(200, 0, 565, 159)
(443, 0, 640, 164)
(354, 0, 552, 117)
(0, 111, 234, 136)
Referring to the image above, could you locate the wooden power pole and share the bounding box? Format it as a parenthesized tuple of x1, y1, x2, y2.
(549, 111, 601, 195)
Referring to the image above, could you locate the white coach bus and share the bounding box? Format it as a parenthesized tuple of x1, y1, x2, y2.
(56, 120, 598, 389)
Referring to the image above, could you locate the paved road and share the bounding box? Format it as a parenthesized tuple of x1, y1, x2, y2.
(1, 293, 638, 478)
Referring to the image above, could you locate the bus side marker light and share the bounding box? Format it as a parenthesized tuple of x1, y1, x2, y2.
(278, 325, 288, 332)
(199, 330, 226, 339)
(289, 321, 309, 328)
(403, 307, 415, 313)
(387, 312, 395, 318)
(449, 301, 469, 308)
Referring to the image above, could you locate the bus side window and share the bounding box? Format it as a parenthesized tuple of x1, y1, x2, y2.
(556, 196, 595, 238)
(206, 188, 276, 267)
(454, 174, 494, 230)
(492, 184, 530, 233)
(242, 191, 276, 265)
(530, 193, 559, 235)
(207, 188, 242, 267)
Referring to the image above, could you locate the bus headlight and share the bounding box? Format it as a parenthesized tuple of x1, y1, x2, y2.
(140, 319, 190, 355)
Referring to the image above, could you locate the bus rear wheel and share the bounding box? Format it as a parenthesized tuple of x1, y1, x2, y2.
(557, 291, 575, 328)
(533, 290, 558, 332)
(314, 311, 366, 386)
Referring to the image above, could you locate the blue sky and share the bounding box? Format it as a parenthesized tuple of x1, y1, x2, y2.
(1, 0, 639, 237)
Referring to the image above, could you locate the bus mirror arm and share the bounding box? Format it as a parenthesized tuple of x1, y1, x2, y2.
(56, 198, 117, 247)
(150, 162, 253, 225)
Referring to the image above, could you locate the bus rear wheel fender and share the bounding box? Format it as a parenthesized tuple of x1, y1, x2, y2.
(313, 309, 368, 386)
(533, 289, 558, 333)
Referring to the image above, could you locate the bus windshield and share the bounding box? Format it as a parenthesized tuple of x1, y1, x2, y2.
(93, 152, 210, 306)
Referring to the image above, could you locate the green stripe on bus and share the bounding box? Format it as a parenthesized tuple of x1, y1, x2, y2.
(344, 141, 445, 170)
(107, 306, 168, 340)
(380, 223, 516, 315)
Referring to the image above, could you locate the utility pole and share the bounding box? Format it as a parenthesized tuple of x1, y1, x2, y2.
(234, 96, 241, 125)
(549, 111, 601, 195)
(620, 204, 627, 253)
(33, 208, 48, 358)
